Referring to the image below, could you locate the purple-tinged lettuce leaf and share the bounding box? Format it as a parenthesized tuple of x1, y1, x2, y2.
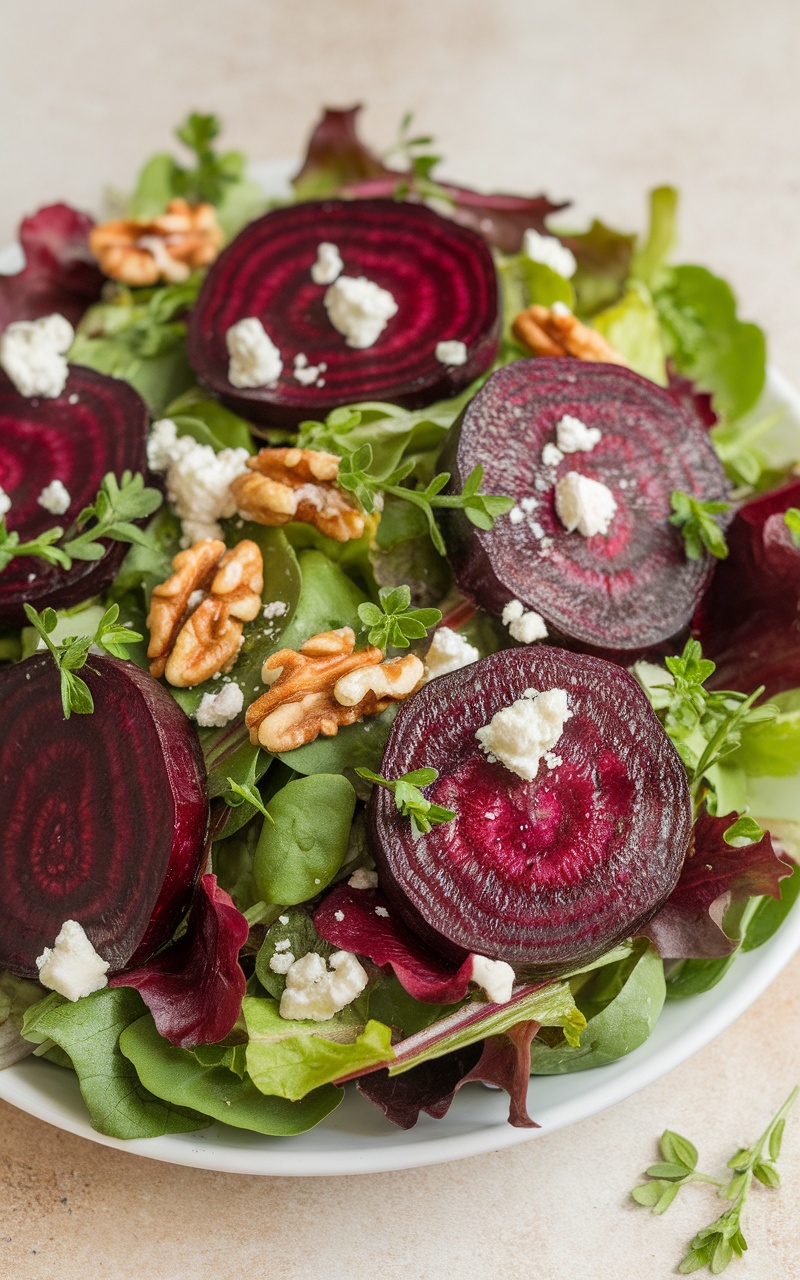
(644, 809, 792, 960)
(110, 874, 249, 1048)
(0, 203, 104, 332)
(292, 105, 395, 200)
(666, 368, 717, 430)
(693, 480, 800, 697)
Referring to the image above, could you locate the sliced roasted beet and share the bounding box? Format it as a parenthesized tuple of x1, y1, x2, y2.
(0, 366, 149, 626)
(0, 203, 105, 333)
(187, 198, 500, 428)
(0, 654, 208, 980)
(368, 647, 692, 977)
(439, 359, 731, 656)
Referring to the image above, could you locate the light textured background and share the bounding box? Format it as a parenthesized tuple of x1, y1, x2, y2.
(1, 3, 799, 1278)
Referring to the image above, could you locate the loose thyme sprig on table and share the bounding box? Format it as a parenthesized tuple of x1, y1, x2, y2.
(24, 603, 145, 718)
(632, 1086, 798, 1274)
(356, 766, 456, 838)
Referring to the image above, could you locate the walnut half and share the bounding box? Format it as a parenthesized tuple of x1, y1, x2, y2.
(512, 304, 629, 366)
(231, 448, 366, 543)
(245, 626, 423, 752)
(89, 199, 224, 286)
(147, 538, 263, 687)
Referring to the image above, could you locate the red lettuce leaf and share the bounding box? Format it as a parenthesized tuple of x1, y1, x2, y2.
(292, 105, 395, 198)
(110, 874, 248, 1048)
(314, 883, 478, 1003)
(0, 204, 105, 332)
(693, 480, 800, 696)
(666, 367, 718, 430)
(644, 809, 792, 959)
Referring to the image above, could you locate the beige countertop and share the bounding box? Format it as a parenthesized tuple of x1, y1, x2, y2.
(1, 2, 799, 1277)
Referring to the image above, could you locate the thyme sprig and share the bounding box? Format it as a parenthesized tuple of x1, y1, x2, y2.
(24, 603, 144, 719)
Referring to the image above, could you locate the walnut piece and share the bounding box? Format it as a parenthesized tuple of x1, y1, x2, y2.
(512, 305, 629, 366)
(89, 199, 224, 286)
(147, 538, 263, 687)
(245, 626, 423, 752)
(230, 447, 365, 543)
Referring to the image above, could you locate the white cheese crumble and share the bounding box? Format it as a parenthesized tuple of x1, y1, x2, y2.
(269, 950, 295, 975)
(551, 300, 572, 317)
(279, 950, 369, 1022)
(522, 228, 577, 279)
(311, 241, 344, 285)
(37, 479, 71, 515)
(555, 471, 618, 538)
(194, 682, 244, 727)
(226, 318, 283, 389)
(0, 313, 74, 398)
(292, 352, 327, 387)
(476, 687, 572, 781)
(348, 868, 378, 890)
(435, 340, 468, 366)
(501, 599, 548, 644)
(423, 627, 480, 682)
(324, 275, 398, 349)
(262, 599, 288, 620)
(35, 920, 109, 1002)
(541, 442, 564, 469)
(146, 418, 250, 546)
(556, 414, 601, 455)
(470, 954, 515, 1005)
(0, 486, 11, 518)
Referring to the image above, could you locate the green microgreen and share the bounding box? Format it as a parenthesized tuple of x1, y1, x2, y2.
(24, 603, 144, 719)
(356, 767, 456, 839)
(632, 1087, 798, 1273)
(784, 507, 800, 548)
(224, 777, 274, 825)
(384, 111, 453, 205)
(669, 490, 731, 560)
(337, 443, 513, 555)
(357, 585, 441, 651)
(173, 112, 248, 207)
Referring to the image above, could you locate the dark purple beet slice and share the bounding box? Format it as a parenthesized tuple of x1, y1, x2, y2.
(0, 366, 149, 626)
(187, 198, 500, 428)
(0, 653, 209, 980)
(438, 359, 731, 656)
(368, 646, 692, 977)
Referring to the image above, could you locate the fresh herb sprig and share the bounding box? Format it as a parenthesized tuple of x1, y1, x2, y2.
(356, 766, 456, 838)
(670, 490, 731, 560)
(172, 112, 248, 207)
(645, 639, 777, 810)
(785, 507, 800, 548)
(632, 1087, 798, 1274)
(0, 472, 162, 575)
(224, 777, 274, 825)
(24, 603, 144, 718)
(338, 443, 513, 555)
(358, 585, 441, 651)
(385, 111, 453, 205)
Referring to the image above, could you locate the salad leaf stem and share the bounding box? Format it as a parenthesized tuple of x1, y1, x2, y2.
(356, 766, 456, 838)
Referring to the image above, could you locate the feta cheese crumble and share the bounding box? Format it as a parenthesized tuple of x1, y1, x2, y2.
(0, 486, 11, 518)
(501, 599, 548, 644)
(262, 599, 288, 620)
(36, 920, 109, 1002)
(555, 471, 618, 538)
(551, 300, 572, 317)
(324, 275, 398, 349)
(0, 313, 74, 398)
(522, 228, 577, 279)
(435, 340, 468, 366)
(555, 414, 601, 455)
(269, 950, 295, 975)
(475, 687, 572, 781)
(423, 626, 480, 681)
(146, 418, 250, 546)
(37, 479, 71, 515)
(348, 868, 378, 890)
(311, 241, 344, 285)
(226, 317, 283, 389)
(292, 352, 327, 387)
(541, 442, 564, 469)
(470, 954, 515, 1004)
(194, 682, 244, 728)
(279, 950, 369, 1022)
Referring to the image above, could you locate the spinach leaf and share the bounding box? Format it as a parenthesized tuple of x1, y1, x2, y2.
(254, 774, 357, 905)
(275, 704, 398, 777)
(255, 908, 334, 999)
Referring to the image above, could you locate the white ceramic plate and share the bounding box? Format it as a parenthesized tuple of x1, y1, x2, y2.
(1, 183, 799, 1177)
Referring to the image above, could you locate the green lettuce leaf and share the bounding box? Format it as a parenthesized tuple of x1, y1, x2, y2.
(630, 186, 679, 290)
(254, 774, 356, 905)
(163, 387, 256, 453)
(0, 971, 43, 1068)
(592, 281, 667, 384)
(731, 689, 800, 777)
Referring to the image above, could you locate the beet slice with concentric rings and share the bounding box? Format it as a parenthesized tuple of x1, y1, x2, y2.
(0, 654, 208, 980)
(438, 359, 731, 656)
(187, 198, 500, 428)
(0, 366, 149, 627)
(369, 646, 692, 978)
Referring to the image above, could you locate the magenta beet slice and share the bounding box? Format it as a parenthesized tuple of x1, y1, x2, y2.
(368, 647, 692, 977)
(187, 198, 500, 428)
(0, 366, 149, 626)
(0, 654, 208, 980)
(439, 359, 731, 656)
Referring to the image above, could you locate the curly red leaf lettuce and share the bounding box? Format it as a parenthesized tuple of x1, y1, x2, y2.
(693, 480, 800, 696)
(110, 874, 248, 1048)
(644, 810, 792, 959)
(0, 204, 104, 332)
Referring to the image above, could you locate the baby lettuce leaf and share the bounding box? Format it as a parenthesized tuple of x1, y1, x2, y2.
(292, 105, 395, 201)
(21, 988, 208, 1139)
(732, 689, 800, 777)
(559, 218, 637, 316)
(741, 862, 800, 952)
(629, 185, 679, 291)
(255, 907, 334, 999)
(0, 971, 43, 1068)
(163, 387, 256, 454)
(275, 705, 398, 778)
(254, 775, 357, 905)
(530, 940, 665, 1073)
(275, 549, 367, 654)
(242, 996, 393, 1102)
(119, 1015, 342, 1134)
(592, 282, 667, 384)
(109, 875, 248, 1048)
(0, 203, 104, 332)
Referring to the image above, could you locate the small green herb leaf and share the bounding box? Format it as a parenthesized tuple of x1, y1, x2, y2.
(224, 778, 275, 825)
(784, 507, 800, 548)
(670, 490, 731, 561)
(356, 766, 456, 838)
(357, 585, 441, 651)
(23, 602, 143, 719)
